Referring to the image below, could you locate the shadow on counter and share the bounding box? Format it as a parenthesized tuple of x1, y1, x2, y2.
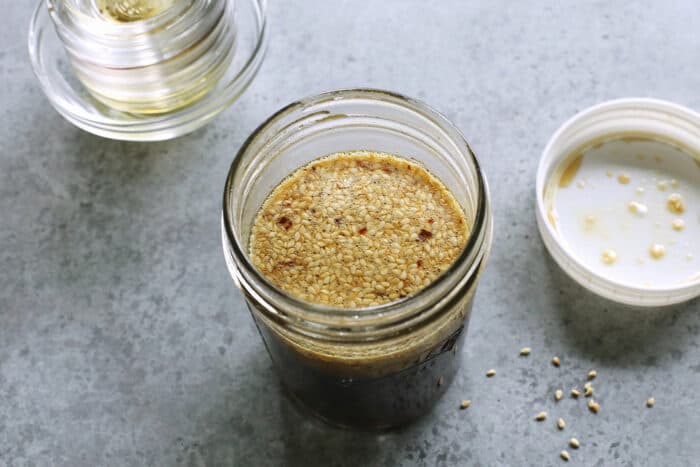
(540, 252, 697, 366)
(187, 342, 396, 467)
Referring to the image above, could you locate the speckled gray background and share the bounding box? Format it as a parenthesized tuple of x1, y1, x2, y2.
(2, 1, 699, 466)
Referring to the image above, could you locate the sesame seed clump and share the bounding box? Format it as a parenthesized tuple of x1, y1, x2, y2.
(249, 151, 469, 308)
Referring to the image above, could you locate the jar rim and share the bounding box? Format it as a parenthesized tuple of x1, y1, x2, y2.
(222, 88, 491, 329)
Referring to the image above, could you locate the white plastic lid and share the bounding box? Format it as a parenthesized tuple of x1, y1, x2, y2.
(536, 98, 700, 306)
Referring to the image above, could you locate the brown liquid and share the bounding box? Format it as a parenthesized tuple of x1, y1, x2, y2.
(247, 266, 481, 429)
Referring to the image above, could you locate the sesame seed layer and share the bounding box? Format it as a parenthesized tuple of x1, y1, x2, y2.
(250, 151, 469, 308)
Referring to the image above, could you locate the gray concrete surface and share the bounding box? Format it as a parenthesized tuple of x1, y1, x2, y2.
(2, 1, 700, 466)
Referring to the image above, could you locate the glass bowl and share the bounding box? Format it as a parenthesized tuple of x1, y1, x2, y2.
(28, 0, 268, 141)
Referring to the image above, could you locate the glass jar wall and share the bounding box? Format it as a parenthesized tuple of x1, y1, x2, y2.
(222, 89, 493, 429)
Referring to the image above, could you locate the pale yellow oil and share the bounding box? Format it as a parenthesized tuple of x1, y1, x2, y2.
(97, 0, 176, 22)
(77, 47, 232, 114)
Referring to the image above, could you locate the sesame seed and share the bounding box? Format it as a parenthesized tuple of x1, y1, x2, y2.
(460, 400, 471, 410)
(569, 438, 580, 449)
(535, 411, 547, 421)
(555, 390, 563, 401)
(557, 418, 565, 430)
(571, 389, 580, 398)
(437, 376, 444, 387)
(667, 193, 685, 214)
(520, 347, 532, 356)
(601, 249, 617, 265)
(560, 450, 570, 461)
(587, 370, 597, 380)
(647, 397, 655, 408)
(552, 356, 561, 367)
(486, 369, 496, 377)
(618, 174, 630, 184)
(588, 399, 600, 413)
(649, 243, 666, 259)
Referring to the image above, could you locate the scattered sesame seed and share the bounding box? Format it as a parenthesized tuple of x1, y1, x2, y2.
(672, 219, 685, 231)
(460, 400, 471, 410)
(649, 243, 666, 260)
(552, 356, 561, 367)
(520, 347, 532, 356)
(486, 369, 496, 377)
(588, 399, 600, 413)
(557, 418, 566, 430)
(601, 249, 617, 265)
(627, 201, 648, 217)
(587, 370, 597, 380)
(437, 376, 444, 386)
(555, 390, 563, 401)
(667, 193, 685, 214)
(647, 397, 655, 408)
(535, 411, 547, 421)
(571, 389, 580, 398)
(560, 450, 570, 461)
(569, 438, 580, 449)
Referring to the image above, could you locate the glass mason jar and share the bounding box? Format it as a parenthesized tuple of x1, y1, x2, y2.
(222, 89, 493, 429)
(47, 0, 236, 114)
